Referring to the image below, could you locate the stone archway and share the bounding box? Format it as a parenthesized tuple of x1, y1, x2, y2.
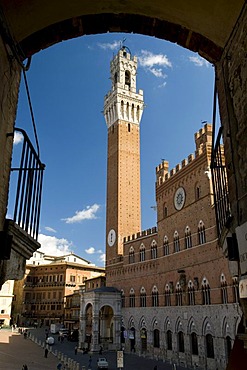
(80, 286, 121, 352)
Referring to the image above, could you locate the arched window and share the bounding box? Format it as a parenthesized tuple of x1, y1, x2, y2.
(129, 288, 135, 308)
(232, 277, 239, 303)
(114, 72, 117, 84)
(221, 273, 228, 304)
(206, 334, 214, 358)
(195, 183, 201, 200)
(167, 330, 172, 350)
(136, 105, 140, 121)
(140, 287, 146, 307)
(178, 331, 184, 352)
(174, 231, 180, 253)
(152, 286, 159, 307)
(185, 226, 192, 248)
(121, 100, 124, 119)
(202, 278, 211, 305)
(125, 70, 131, 87)
(131, 103, 135, 121)
(188, 280, 195, 305)
(198, 221, 206, 244)
(139, 244, 145, 262)
(129, 247, 135, 264)
(126, 102, 129, 120)
(153, 328, 160, 348)
(191, 332, 198, 355)
(121, 290, 125, 308)
(163, 236, 169, 256)
(163, 203, 168, 218)
(151, 240, 157, 259)
(175, 282, 183, 306)
(164, 284, 171, 306)
(226, 336, 232, 359)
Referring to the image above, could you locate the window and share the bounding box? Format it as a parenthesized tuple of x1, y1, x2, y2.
(152, 286, 159, 307)
(206, 334, 214, 358)
(139, 244, 145, 262)
(188, 281, 195, 305)
(163, 236, 169, 256)
(167, 330, 172, 350)
(151, 242, 157, 259)
(70, 275, 75, 282)
(125, 70, 131, 87)
(129, 247, 135, 264)
(174, 231, 180, 252)
(140, 288, 147, 307)
(232, 277, 239, 303)
(195, 184, 201, 200)
(153, 329, 160, 348)
(163, 204, 168, 218)
(202, 278, 211, 305)
(1, 309, 4, 314)
(178, 331, 184, 352)
(175, 283, 182, 306)
(185, 226, 192, 248)
(121, 290, 125, 308)
(191, 332, 198, 355)
(198, 221, 206, 244)
(129, 289, 135, 308)
(114, 72, 117, 84)
(164, 285, 171, 306)
(226, 336, 232, 359)
(221, 274, 228, 304)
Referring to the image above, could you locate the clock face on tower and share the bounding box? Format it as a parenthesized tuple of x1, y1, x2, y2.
(107, 229, 116, 247)
(174, 187, 186, 211)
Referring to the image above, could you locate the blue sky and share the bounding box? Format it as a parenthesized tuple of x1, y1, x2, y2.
(9, 33, 216, 267)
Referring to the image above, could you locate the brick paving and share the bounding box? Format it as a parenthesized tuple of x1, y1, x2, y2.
(0, 328, 188, 370)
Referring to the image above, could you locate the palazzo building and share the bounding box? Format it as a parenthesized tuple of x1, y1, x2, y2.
(79, 47, 242, 370)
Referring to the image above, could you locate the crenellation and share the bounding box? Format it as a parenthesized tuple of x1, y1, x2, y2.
(123, 226, 157, 243)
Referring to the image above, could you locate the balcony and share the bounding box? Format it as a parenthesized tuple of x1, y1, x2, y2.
(0, 128, 45, 285)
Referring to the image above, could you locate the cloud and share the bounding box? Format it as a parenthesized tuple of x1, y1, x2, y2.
(13, 131, 24, 145)
(99, 253, 106, 263)
(97, 40, 120, 50)
(62, 204, 100, 224)
(85, 247, 104, 255)
(38, 234, 73, 256)
(139, 50, 172, 69)
(44, 226, 57, 233)
(189, 56, 210, 67)
(138, 50, 171, 87)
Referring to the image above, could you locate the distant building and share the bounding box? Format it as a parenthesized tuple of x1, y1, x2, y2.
(79, 47, 242, 370)
(0, 280, 14, 327)
(12, 252, 104, 326)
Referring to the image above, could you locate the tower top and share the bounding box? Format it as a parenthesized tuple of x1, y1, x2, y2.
(103, 47, 144, 128)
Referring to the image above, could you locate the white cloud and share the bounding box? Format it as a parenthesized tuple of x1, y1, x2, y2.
(62, 204, 100, 224)
(149, 68, 167, 78)
(13, 131, 24, 145)
(97, 40, 120, 50)
(189, 56, 210, 67)
(99, 253, 106, 263)
(38, 234, 72, 256)
(44, 226, 57, 233)
(139, 50, 172, 69)
(85, 247, 96, 254)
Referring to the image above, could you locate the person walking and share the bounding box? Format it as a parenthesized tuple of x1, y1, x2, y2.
(44, 348, 48, 358)
(88, 355, 92, 369)
(74, 345, 77, 355)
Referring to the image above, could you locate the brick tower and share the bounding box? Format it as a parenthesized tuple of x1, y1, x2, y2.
(104, 46, 144, 267)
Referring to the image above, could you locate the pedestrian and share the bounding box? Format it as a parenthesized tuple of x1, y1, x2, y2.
(44, 348, 48, 358)
(74, 345, 77, 355)
(88, 355, 92, 369)
(99, 345, 103, 354)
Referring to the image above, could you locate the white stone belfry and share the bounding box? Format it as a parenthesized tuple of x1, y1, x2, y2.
(104, 47, 144, 128)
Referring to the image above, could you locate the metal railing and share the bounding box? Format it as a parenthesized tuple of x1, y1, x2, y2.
(11, 128, 45, 240)
(210, 126, 231, 238)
